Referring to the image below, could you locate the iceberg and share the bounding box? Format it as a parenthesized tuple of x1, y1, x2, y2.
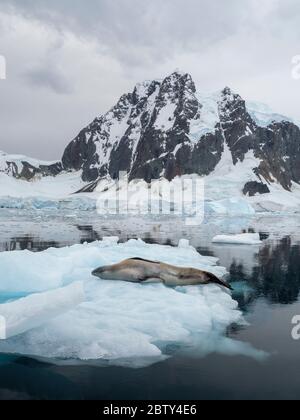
(0, 238, 266, 366)
(0, 282, 85, 340)
(212, 233, 262, 245)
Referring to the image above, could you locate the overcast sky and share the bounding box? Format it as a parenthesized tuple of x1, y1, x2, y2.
(0, 0, 299, 160)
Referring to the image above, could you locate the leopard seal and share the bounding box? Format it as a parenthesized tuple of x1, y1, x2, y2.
(92, 258, 232, 290)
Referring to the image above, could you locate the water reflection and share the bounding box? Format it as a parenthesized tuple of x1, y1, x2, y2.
(76, 225, 101, 243)
(250, 237, 300, 305)
(226, 237, 300, 308)
(2, 235, 60, 252)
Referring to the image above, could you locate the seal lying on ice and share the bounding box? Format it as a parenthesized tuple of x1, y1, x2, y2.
(92, 258, 232, 290)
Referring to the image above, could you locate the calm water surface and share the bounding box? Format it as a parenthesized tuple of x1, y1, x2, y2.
(0, 210, 300, 400)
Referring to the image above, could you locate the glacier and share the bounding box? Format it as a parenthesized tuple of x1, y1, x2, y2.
(1, 155, 300, 215)
(246, 101, 295, 128)
(0, 238, 266, 367)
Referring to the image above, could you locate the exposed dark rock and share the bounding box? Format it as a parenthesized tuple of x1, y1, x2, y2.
(3, 160, 62, 181)
(255, 122, 300, 190)
(74, 180, 100, 194)
(243, 181, 270, 197)
(218, 87, 257, 164)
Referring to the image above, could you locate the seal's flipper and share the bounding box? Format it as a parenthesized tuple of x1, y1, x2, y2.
(206, 272, 233, 290)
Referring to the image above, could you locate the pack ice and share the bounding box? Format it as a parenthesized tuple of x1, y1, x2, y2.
(0, 238, 266, 366)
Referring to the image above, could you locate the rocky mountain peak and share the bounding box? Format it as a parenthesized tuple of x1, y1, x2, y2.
(2, 71, 299, 197)
(59, 71, 300, 192)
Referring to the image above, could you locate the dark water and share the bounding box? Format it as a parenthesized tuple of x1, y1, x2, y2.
(0, 211, 300, 400)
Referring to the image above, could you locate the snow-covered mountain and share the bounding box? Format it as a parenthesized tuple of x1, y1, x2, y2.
(61, 71, 300, 196)
(0, 151, 62, 179)
(1, 71, 300, 202)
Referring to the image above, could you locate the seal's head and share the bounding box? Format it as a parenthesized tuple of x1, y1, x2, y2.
(92, 261, 144, 282)
(92, 266, 112, 279)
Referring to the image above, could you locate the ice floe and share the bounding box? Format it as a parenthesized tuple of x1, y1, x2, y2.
(0, 238, 266, 366)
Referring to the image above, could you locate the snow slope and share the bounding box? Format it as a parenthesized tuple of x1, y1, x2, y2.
(0, 238, 266, 366)
(204, 148, 300, 213)
(0, 171, 97, 210)
(0, 172, 84, 198)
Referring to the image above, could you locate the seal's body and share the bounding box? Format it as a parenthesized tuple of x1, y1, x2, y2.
(92, 258, 232, 290)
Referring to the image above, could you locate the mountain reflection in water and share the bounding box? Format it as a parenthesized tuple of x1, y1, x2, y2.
(229, 237, 300, 308)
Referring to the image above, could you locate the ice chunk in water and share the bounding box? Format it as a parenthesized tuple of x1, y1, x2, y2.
(212, 233, 262, 245)
(178, 239, 190, 249)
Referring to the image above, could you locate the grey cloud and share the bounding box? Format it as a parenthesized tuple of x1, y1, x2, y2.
(23, 65, 73, 95)
(0, 1, 300, 160)
(1, 0, 262, 61)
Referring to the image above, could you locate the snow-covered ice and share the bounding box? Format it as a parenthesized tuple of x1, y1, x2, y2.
(189, 92, 219, 141)
(0, 171, 85, 199)
(212, 233, 262, 245)
(0, 282, 85, 340)
(206, 197, 256, 216)
(246, 101, 293, 127)
(0, 238, 266, 366)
